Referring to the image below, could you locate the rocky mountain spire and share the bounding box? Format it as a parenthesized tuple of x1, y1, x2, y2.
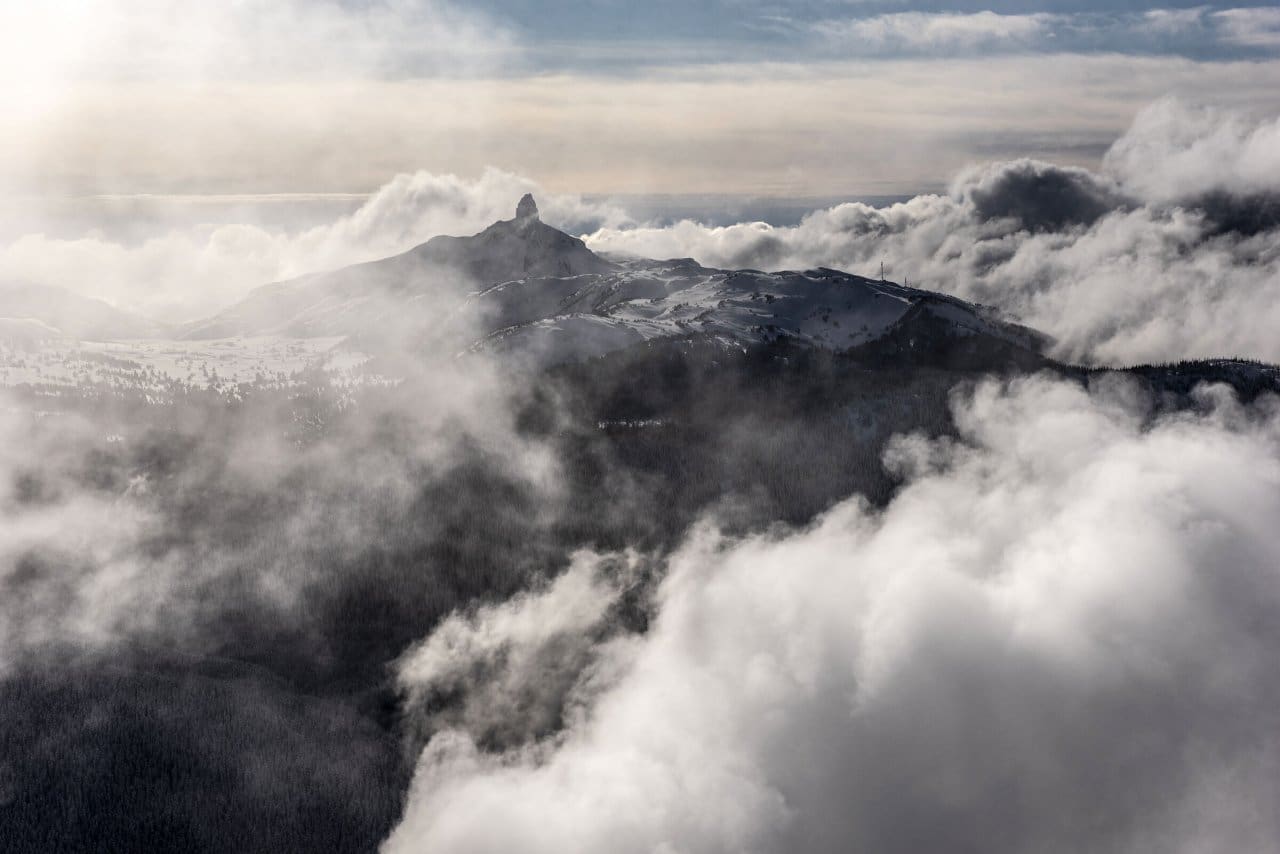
(516, 193, 539, 221)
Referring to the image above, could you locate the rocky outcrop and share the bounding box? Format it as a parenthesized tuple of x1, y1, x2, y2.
(516, 194, 539, 221)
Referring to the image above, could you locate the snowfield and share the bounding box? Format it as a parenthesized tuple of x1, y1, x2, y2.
(0, 336, 360, 397)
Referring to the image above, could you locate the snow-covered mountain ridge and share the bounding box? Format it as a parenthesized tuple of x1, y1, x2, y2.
(181, 195, 1047, 364)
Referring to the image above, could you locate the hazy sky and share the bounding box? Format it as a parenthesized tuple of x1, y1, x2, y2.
(4, 0, 1280, 197)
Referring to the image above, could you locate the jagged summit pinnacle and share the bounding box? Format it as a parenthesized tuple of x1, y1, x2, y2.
(516, 193, 539, 220)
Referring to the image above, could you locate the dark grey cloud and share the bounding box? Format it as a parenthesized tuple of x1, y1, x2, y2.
(1194, 190, 1280, 236)
(960, 159, 1130, 232)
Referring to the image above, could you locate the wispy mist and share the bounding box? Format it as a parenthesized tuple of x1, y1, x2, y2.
(0, 295, 566, 848)
(0, 171, 626, 321)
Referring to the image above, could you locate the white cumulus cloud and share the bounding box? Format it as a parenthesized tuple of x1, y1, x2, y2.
(815, 11, 1053, 51)
(385, 375, 1280, 854)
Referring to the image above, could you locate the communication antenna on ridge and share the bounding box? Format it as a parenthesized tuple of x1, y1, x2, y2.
(879, 261, 885, 281)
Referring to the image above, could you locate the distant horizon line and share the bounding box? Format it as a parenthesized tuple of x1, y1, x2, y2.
(13, 189, 936, 205)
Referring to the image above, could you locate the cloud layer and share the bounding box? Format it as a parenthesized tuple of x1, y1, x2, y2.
(585, 99, 1280, 365)
(810, 7, 1280, 58)
(386, 375, 1280, 854)
(0, 170, 626, 321)
(5, 98, 1280, 364)
(1, 0, 512, 95)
